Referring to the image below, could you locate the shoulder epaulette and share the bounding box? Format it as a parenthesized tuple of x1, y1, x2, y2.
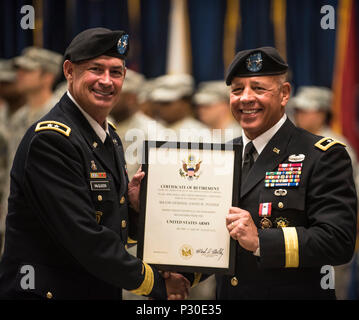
(108, 120, 117, 130)
(35, 121, 71, 137)
(314, 137, 346, 151)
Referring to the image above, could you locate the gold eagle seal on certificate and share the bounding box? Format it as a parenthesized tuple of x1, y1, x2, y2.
(179, 244, 194, 260)
(179, 155, 202, 180)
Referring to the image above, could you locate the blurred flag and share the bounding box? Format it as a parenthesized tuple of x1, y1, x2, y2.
(166, 0, 192, 74)
(332, 0, 359, 158)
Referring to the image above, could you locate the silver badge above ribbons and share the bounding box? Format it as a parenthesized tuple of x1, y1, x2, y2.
(274, 189, 288, 196)
(288, 154, 305, 162)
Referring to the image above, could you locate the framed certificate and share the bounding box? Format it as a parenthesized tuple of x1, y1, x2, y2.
(137, 141, 241, 274)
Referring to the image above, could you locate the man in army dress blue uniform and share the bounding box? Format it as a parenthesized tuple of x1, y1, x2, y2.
(217, 47, 357, 299)
(0, 28, 190, 300)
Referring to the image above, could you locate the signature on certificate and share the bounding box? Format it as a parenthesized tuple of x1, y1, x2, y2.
(196, 247, 224, 261)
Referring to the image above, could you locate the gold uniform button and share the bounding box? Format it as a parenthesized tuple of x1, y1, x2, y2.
(121, 220, 127, 229)
(98, 195, 103, 201)
(230, 277, 238, 287)
(120, 196, 125, 204)
(278, 202, 284, 209)
(46, 291, 53, 299)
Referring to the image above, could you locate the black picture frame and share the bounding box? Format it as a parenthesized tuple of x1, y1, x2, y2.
(137, 140, 241, 275)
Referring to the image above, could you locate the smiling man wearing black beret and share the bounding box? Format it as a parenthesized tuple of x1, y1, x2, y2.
(217, 46, 357, 299)
(0, 28, 190, 300)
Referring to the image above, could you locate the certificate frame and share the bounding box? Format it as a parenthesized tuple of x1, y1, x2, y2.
(137, 140, 241, 275)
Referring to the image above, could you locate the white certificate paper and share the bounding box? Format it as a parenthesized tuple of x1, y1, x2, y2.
(141, 144, 237, 272)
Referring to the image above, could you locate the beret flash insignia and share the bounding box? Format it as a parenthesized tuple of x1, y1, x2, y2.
(246, 52, 263, 72)
(117, 34, 129, 55)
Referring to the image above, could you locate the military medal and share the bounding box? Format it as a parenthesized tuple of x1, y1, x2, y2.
(260, 217, 272, 229)
(90, 172, 107, 179)
(265, 163, 303, 188)
(259, 202, 272, 229)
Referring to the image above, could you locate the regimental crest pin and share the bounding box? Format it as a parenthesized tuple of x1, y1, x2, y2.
(275, 217, 289, 228)
(246, 52, 263, 72)
(117, 34, 129, 55)
(91, 160, 97, 171)
(179, 155, 202, 180)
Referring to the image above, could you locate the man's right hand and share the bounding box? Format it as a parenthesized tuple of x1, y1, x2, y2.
(164, 272, 190, 300)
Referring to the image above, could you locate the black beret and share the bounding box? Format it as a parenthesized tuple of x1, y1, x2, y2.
(64, 27, 129, 63)
(225, 47, 288, 85)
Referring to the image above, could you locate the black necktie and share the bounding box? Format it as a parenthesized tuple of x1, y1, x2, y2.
(104, 134, 117, 164)
(104, 134, 113, 151)
(241, 141, 256, 184)
(104, 134, 121, 182)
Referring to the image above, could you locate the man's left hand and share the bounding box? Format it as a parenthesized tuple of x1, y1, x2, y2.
(128, 166, 145, 212)
(226, 207, 259, 252)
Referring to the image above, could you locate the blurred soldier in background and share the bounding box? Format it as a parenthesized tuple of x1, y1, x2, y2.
(137, 78, 157, 120)
(0, 59, 26, 250)
(289, 86, 359, 300)
(0, 59, 25, 192)
(0, 59, 26, 126)
(289, 86, 359, 194)
(193, 80, 241, 143)
(111, 69, 165, 180)
(0, 47, 63, 249)
(149, 74, 210, 143)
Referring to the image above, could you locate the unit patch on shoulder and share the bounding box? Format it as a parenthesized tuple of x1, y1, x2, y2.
(35, 121, 71, 137)
(314, 137, 346, 151)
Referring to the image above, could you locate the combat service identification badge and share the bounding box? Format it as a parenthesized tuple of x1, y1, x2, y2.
(288, 154, 305, 162)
